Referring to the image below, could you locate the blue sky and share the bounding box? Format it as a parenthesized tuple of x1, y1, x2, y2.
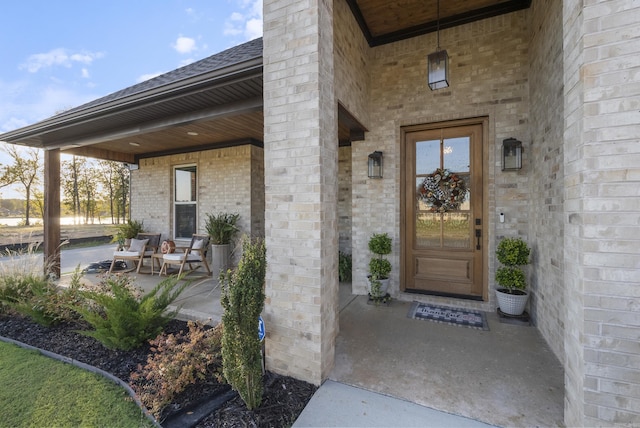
(0, 0, 262, 198)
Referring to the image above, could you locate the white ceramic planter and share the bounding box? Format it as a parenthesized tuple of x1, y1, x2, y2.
(496, 288, 529, 316)
(367, 276, 390, 298)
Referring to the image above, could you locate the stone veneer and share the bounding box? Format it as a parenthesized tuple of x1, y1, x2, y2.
(130, 144, 265, 266)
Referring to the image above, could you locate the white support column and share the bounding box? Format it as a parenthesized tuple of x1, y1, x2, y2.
(262, 0, 338, 384)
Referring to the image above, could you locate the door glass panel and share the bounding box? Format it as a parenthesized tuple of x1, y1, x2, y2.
(415, 136, 472, 250)
(416, 140, 440, 174)
(443, 213, 470, 248)
(443, 137, 470, 173)
(416, 212, 440, 247)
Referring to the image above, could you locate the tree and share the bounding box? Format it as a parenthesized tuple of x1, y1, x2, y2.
(0, 145, 42, 225)
(98, 160, 129, 224)
(62, 156, 85, 223)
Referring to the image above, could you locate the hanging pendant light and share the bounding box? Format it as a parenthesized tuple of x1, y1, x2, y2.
(428, 0, 449, 90)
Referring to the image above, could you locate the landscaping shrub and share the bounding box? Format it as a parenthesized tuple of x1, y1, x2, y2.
(131, 321, 224, 419)
(74, 275, 189, 350)
(220, 237, 266, 410)
(338, 251, 352, 282)
(0, 252, 84, 326)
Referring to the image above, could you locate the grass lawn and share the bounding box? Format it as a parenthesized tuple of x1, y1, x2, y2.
(0, 341, 153, 428)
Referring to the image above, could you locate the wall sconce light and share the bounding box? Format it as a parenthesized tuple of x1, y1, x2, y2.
(368, 151, 383, 179)
(428, 0, 449, 90)
(502, 138, 523, 171)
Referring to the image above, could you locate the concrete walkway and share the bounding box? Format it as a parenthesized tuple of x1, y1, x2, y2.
(293, 380, 496, 427)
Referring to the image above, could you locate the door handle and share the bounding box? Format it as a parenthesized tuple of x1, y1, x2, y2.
(475, 229, 481, 250)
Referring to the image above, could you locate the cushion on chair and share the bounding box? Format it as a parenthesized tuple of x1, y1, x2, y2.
(128, 238, 149, 254)
(114, 251, 142, 257)
(163, 253, 186, 262)
(191, 239, 204, 256)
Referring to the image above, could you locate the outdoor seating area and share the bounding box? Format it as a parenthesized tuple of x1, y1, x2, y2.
(108, 232, 161, 274)
(159, 234, 212, 277)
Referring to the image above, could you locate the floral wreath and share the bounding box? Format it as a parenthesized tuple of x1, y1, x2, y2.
(418, 168, 468, 213)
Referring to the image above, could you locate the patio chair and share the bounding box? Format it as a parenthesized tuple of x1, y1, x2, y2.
(159, 234, 211, 277)
(137, 233, 162, 273)
(108, 232, 161, 274)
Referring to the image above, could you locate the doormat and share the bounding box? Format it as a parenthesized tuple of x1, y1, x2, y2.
(407, 302, 489, 330)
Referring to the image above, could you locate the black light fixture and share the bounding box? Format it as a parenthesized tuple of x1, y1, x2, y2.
(368, 151, 383, 179)
(502, 138, 523, 171)
(428, 0, 449, 90)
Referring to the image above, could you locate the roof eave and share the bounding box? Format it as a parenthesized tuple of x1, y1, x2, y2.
(0, 57, 263, 145)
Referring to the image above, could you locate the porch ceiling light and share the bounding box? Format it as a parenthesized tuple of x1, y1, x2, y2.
(428, 0, 449, 90)
(129, 142, 140, 147)
(368, 151, 383, 179)
(502, 138, 523, 171)
(187, 131, 199, 136)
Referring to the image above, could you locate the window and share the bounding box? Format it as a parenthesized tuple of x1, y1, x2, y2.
(174, 165, 197, 239)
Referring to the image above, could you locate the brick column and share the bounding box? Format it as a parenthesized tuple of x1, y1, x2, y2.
(563, 0, 640, 425)
(263, 0, 338, 384)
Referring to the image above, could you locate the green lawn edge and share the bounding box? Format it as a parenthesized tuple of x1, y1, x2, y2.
(0, 339, 156, 428)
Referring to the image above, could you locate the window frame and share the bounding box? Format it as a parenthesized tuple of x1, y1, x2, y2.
(173, 164, 198, 240)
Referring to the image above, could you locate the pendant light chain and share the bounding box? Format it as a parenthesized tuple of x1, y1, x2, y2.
(436, 0, 441, 51)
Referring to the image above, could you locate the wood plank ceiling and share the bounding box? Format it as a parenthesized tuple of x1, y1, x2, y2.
(347, 0, 531, 46)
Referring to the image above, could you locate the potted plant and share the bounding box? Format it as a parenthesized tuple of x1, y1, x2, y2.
(495, 237, 531, 316)
(205, 212, 240, 275)
(112, 219, 144, 249)
(367, 233, 392, 299)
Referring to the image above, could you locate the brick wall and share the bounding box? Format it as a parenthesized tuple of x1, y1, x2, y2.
(528, 0, 565, 361)
(347, 12, 531, 314)
(131, 145, 262, 266)
(334, 0, 370, 126)
(338, 146, 352, 254)
(263, 0, 339, 385)
(564, 0, 640, 425)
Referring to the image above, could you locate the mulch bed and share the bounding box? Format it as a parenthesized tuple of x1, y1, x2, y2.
(0, 314, 317, 427)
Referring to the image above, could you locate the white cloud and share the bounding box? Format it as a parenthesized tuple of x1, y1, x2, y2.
(20, 49, 104, 73)
(81, 68, 90, 79)
(0, 84, 95, 133)
(245, 18, 263, 40)
(136, 72, 163, 83)
(172, 36, 197, 54)
(224, 0, 263, 40)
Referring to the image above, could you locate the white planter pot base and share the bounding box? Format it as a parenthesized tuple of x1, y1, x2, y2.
(496, 289, 528, 316)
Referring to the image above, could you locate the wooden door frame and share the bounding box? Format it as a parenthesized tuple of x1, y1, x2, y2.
(400, 117, 490, 301)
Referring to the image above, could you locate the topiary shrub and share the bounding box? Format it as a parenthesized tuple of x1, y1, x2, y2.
(495, 237, 530, 292)
(220, 237, 266, 410)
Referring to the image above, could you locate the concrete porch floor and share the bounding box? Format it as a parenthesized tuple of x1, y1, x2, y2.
(332, 283, 565, 427)
(69, 255, 564, 427)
